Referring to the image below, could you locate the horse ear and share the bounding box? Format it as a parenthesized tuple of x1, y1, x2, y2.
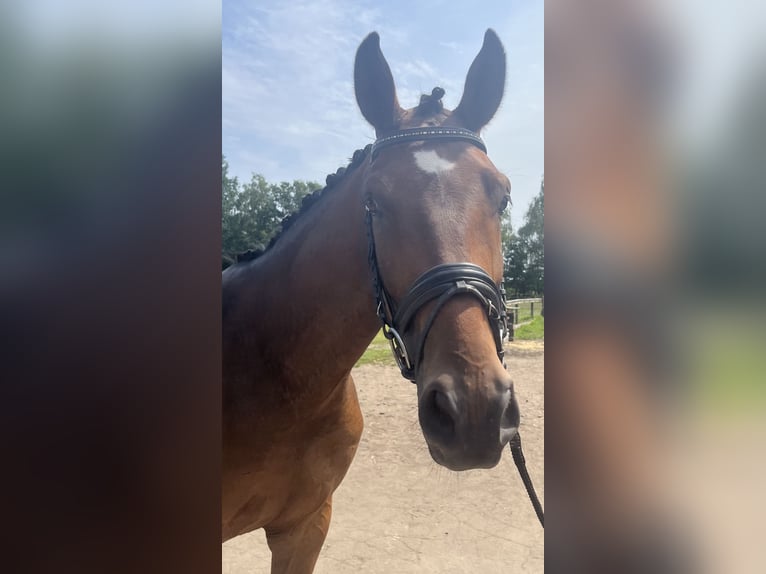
(453, 29, 506, 132)
(354, 32, 402, 134)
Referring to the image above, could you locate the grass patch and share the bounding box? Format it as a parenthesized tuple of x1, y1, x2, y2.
(514, 316, 544, 340)
(356, 330, 395, 367)
(508, 300, 543, 324)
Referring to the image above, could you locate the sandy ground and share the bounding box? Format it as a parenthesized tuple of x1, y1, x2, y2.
(223, 341, 544, 573)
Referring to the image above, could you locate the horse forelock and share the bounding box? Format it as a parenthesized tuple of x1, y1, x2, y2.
(408, 86, 451, 126)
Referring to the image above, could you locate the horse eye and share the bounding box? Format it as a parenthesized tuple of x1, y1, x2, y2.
(499, 196, 510, 213)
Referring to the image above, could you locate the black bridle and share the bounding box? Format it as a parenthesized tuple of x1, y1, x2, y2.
(365, 125, 544, 528)
(366, 128, 506, 382)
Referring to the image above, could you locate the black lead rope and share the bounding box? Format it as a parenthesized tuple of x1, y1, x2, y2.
(510, 433, 544, 527)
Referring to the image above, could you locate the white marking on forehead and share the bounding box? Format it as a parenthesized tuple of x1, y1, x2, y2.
(413, 149, 455, 175)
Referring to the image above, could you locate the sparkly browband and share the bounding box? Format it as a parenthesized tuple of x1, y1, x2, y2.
(371, 127, 486, 160)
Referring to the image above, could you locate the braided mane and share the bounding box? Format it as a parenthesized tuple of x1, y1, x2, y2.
(234, 144, 371, 264)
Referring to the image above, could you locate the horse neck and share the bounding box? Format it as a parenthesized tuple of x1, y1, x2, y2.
(228, 168, 380, 399)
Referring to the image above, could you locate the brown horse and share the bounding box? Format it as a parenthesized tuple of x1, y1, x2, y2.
(223, 30, 515, 573)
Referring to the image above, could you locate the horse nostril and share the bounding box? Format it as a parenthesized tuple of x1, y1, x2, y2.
(501, 390, 520, 430)
(421, 387, 457, 443)
(433, 390, 456, 426)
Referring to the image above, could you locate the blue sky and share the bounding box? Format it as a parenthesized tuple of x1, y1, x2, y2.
(223, 0, 543, 229)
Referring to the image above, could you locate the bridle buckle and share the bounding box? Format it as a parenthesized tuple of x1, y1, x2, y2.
(382, 324, 414, 378)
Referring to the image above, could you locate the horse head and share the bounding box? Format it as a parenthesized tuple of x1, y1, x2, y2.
(355, 30, 518, 471)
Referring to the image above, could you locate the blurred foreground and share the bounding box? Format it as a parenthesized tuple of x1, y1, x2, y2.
(546, 0, 766, 572)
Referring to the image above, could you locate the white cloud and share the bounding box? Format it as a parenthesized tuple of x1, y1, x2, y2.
(223, 0, 380, 183)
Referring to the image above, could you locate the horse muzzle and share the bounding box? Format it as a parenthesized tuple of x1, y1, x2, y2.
(417, 373, 519, 471)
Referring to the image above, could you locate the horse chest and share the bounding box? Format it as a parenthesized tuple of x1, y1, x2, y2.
(223, 376, 363, 536)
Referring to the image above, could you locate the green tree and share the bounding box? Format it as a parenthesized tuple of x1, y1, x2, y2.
(222, 156, 244, 267)
(504, 231, 529, 296)
(503, 177, 544, 296)
(519, 178, 544, 295)
(222, 156, 320, 268)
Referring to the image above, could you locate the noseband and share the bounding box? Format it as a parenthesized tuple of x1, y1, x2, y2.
(365, 127, 507, 382)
